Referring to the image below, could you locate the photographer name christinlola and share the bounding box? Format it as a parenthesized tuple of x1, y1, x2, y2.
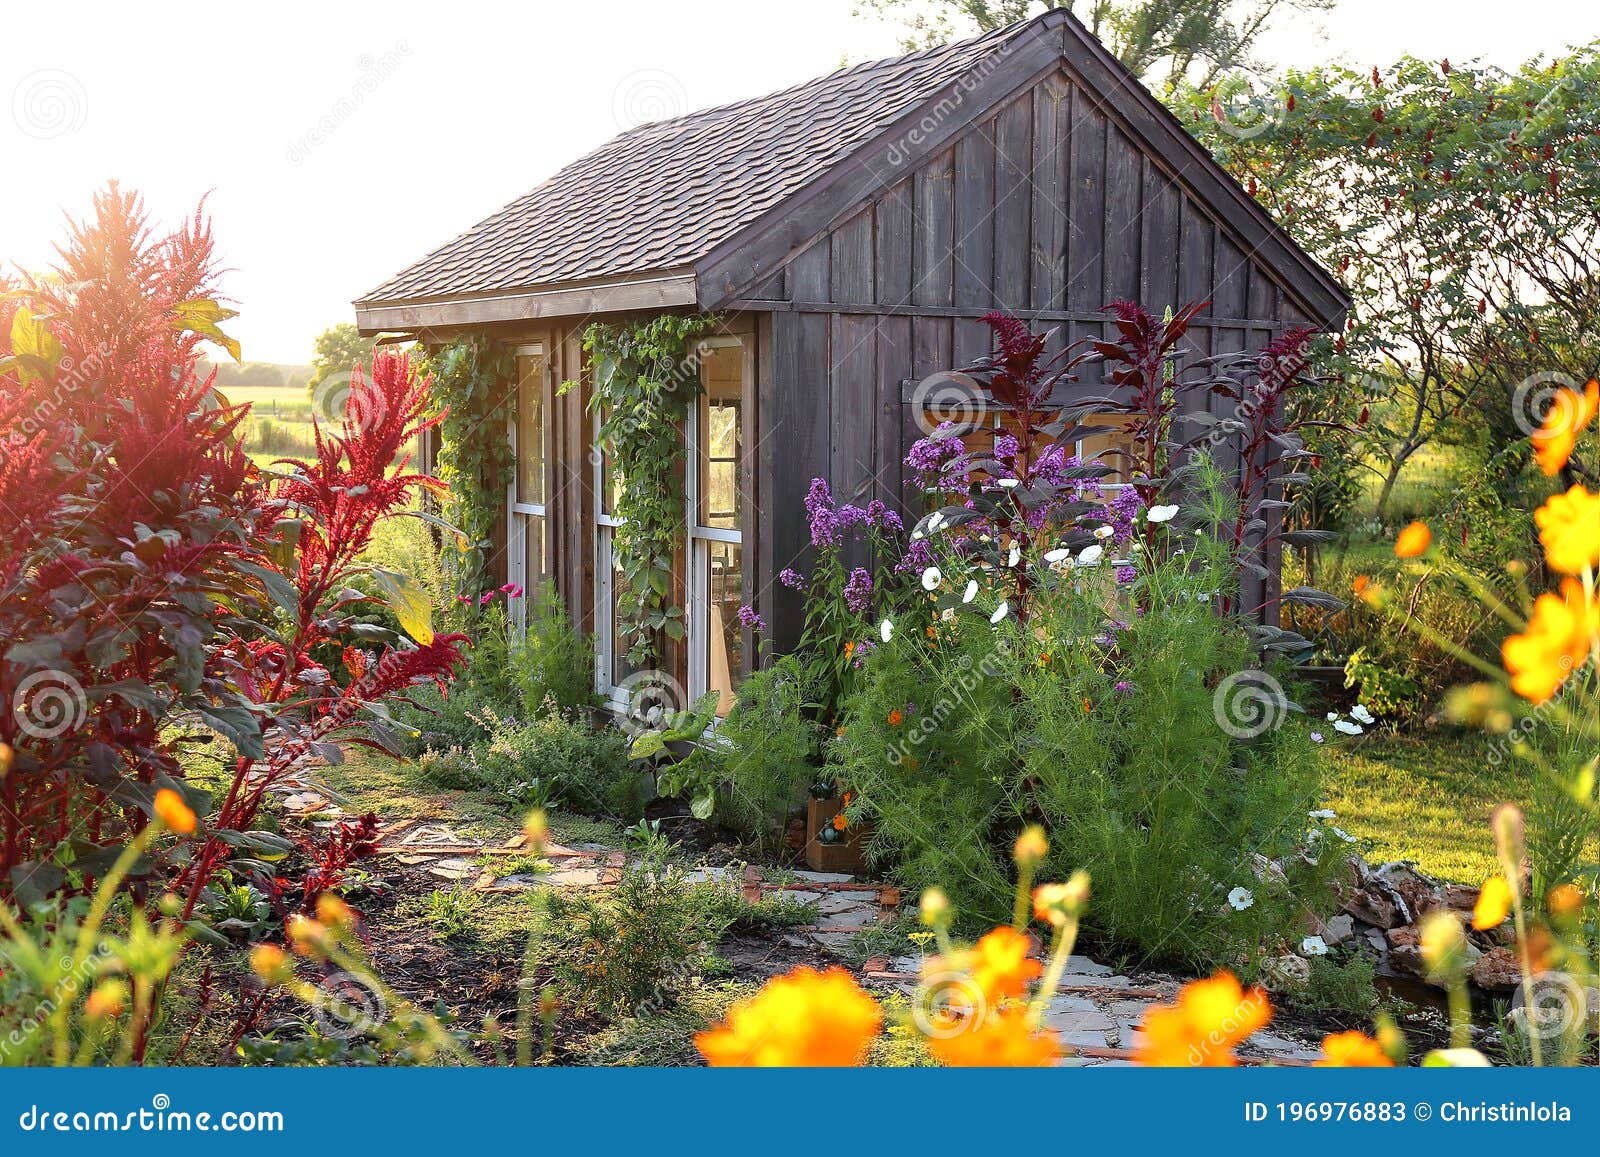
(1440, 1102, 1572, 1123)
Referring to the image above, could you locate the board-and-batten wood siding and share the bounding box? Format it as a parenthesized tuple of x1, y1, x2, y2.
(753, 66, 1312, 650)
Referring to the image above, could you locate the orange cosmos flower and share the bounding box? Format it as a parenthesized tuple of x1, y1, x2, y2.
(696, 966, 882, 1066)
(843, 641, 855, 658)
(1501, 578, 1599, 703)
(152, 788, 197, 835)
(1316, 1030, 1394, 1067)
(1473, 874, 1513, 930)
(1134, 971, 1271, 1066)
(1394, 521, 1432, 558)
(1531, 379, 1599, 476)
(316, 892, 354, 928)
(887, 709, 903, 726)
(965, 926, 1042, 1003)
(831, 813, 848, 832)
(249, 943, 293, 983)
(1535, 484, 1600, 576)
(1548, 883, 1585, 921)
(926, 1007, 1059, 1067)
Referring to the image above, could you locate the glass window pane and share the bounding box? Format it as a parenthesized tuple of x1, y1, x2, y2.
(703, 540, 744, 717)
(525, 514, 546, 589)
(517, 352, 545, 506)
(698, 344, 741, 530)
(608, 532, 634, 689)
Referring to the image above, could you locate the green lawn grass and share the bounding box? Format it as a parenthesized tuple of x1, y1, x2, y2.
(1321, 730, 1523, 884)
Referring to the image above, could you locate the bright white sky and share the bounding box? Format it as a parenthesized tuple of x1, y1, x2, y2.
(3, 0, 1596, 363)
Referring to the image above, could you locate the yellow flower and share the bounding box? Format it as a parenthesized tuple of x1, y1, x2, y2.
(1394, 521, 1432, 558)
(963, 926, 1042, 1003)
(316, 893, 354, 928)
(926, 1007, 1059, 1067)
(1032, 871, 1091, 928)
(1501, 579, 1599, 703)
(84, 980, 128, 1021)
(1535, 485, 1600, 576)
(696, 966, 882, 1066)
(1316, 1030, 1394, 1067)
(1419, 911, 1468, 982)
(1134, 971, 1271, 1066)
(1532, 378, 1599, 476)
(152, 788, 197, 835)
(250, 943, 293, 983)
(1014, 825, 1048, 868)
(1472, 875, 1513, 931)
(286, 915, 327, 956)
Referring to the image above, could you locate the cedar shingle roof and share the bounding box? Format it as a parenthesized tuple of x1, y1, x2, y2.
(356, 22, 1024, 305)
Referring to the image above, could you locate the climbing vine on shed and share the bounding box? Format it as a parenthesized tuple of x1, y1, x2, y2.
(419, 334, 516, 595)
(580, 313, 719, 668)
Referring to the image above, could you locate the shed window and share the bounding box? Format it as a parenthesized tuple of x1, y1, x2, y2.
(690, 340, 748, 718)
(507, 345, 548, 632)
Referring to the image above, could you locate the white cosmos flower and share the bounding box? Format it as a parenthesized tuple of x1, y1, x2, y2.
(879, 618, 894, 643)
(1078, 544, 1104, 565)
(998, 477, 1020, 489)
(1332, 827, 1357, 843)
(1333, 719, 1363, 736)
(940, 607, 955, 622)
(1043, 547, 1070, 564)
(1310, 732, 1324, 744)
(927, 512, 945, 533)
(1308, 808, 1336, 820)
(989, 601, 1008, 625)
(1227, 886, 1255, 911)
(1147, 504, 1180, 523)
(920, 566, 942, 591)
(1094, 524, 1115, 540)
(1007, 544, 1021, 568)
(1326, 712, 1339, 722)
(1300, 935, 1329, 957)
(1350, 704, 1375, 725)
(962, 580, 979, 603)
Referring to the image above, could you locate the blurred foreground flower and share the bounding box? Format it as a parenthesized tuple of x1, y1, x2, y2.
(696, 966, 881, 1066)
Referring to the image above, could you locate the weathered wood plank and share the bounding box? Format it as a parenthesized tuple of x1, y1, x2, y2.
(1103, 123, 1142, 303)
(1139, 156, 1181, 314)
(830, 209, 875, 306)
(765, 312, 831, 650)
(913, 147, 955, 307)
(1030, 72, 1069, 312)
(789, 235, 831, 302)
(875, 315, 913, 512)
(1067, 93, 1106, 311)
(992, 91, 1033, 313)
(1212, 233, 1249, 320)
(1178, 198, 1213, 309)
(952, 128, 995, 310)
(875, 179, 914, 307)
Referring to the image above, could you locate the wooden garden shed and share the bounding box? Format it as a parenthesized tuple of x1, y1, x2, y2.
(353, 9, 1348, 715)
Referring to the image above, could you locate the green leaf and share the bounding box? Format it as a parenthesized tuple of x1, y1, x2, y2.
(171, 298, 242, 362)
(629, 732, 667, 761)
(197, 705, 265, 760)
(690, 789, 716, 821)
(369, 567, 435, 645)
(8, 306, 65, 382)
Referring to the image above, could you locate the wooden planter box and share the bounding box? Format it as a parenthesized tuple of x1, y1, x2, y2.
(805, 796, 871, 874)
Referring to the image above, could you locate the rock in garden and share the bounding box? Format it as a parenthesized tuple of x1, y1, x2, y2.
(1373, 862, 1445, 920)
(1471, 947, 1524, 992)
(1260, 954, 1311, 992)
(1444, 883, 1479, 911)
(1322, 914, 1355, 946)
(1342, 887, 1400, 928)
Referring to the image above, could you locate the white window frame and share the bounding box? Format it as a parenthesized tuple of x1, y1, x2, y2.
(686, 336, 747, 717)
(594, 404, 630, 712)
(506, 343, 547, 634)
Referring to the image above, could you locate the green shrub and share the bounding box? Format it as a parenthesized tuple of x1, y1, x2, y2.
(417, 705, 646, 821)
(1295, 950, 1380, 1018)
(834, 483, 1339, 971)
(710, 654, 825, 844)
(536, 854, 743, 1019)
(515, 582, 601, 715)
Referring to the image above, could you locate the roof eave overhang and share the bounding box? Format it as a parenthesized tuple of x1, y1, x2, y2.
(352, 270, 699, 336)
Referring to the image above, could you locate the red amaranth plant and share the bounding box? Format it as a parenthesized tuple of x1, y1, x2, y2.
(0, 186, 465, 954)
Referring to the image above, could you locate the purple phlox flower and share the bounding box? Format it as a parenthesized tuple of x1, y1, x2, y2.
(1113, 680, 1134, 696)
(805, 477, 839, 547)
(866, 499, 904, 532)
(894, 538, 935, 575)
(843, 567, 874, 613)
(778, 567, 806, 589)
(993, 432, 1020, 462)
(1115, 565, 1137, 585)
(736, 603, 766, 632)
(850, 638, 878, 668)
